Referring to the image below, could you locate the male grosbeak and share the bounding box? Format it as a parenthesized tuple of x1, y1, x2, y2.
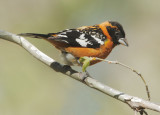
(19, 21, 128, 66)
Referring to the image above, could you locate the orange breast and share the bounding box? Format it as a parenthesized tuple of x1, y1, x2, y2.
(65, 39, 115, 65)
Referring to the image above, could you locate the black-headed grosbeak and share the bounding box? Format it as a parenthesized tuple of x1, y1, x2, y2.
(19, 21, 128, 66)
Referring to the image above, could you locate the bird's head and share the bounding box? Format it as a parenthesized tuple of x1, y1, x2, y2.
(100, 21, 128, 46)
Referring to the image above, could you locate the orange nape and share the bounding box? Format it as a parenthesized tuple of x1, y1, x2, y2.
(99, 21, 117, 40)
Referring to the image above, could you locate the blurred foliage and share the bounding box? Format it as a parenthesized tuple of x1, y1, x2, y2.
(0, 0, 160, 115)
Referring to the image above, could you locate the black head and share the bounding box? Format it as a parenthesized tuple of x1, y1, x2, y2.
(107, 21, 128, 46)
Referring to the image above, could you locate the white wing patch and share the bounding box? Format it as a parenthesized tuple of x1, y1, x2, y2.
(91, 35, 104, 45)
(58, 34, 67, 38)
(76, 34, 93, 47)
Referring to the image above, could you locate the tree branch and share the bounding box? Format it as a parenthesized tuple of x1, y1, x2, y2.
(0, 30, 160, 114)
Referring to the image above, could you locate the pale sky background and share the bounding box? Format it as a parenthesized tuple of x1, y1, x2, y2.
(0, 0, 160, 115)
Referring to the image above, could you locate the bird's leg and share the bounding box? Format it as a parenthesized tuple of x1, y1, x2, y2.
(77, 58, 91, 81)
(81, 69, 91, 81)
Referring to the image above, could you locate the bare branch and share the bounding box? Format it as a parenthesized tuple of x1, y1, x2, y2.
(0, 30, 160, 114)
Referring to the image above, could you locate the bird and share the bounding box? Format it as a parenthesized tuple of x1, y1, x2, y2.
(19, 21, 128, 66)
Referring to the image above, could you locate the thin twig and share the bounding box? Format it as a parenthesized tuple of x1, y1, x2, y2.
(92, 57, 150, 101)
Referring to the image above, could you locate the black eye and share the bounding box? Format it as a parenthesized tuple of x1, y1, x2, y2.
(115, 32, 119, 36)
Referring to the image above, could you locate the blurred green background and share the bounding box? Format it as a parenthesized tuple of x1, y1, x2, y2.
(0, 0, 160, 115)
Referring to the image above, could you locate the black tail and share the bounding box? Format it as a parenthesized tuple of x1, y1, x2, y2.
(18, 33, 50, 39)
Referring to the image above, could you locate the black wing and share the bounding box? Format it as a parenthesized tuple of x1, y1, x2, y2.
(48, 29, 106, 48)
(19, 29, 106, 48)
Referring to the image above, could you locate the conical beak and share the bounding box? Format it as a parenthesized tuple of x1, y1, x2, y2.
(118, 38, 129, 47)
